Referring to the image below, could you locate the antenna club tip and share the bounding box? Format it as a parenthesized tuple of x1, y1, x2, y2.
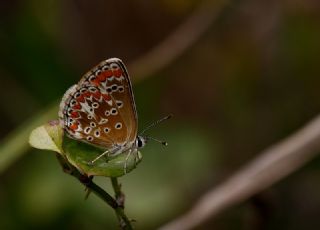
(162, 142, 168, 146)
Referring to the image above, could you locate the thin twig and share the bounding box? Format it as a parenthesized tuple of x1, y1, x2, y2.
(90, 178, 132, 230)
(56, 154, 133, 229)
(111, 177, 133, 229)
(160, 114, 320, 230)
(111, 177, 124, 206)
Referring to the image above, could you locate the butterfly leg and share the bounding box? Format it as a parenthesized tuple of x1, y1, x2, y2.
(89, 150, 110, 165)
(124, 149, 133, 174)
(133, 149, 141, 166)
(89, 147, 119, 165)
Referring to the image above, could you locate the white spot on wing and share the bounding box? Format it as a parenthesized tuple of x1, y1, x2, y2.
(94, 129, 101, 137)
(84, 127, 92, 134)
(99, 118, 108, 124)
(104, 127, 110, 133)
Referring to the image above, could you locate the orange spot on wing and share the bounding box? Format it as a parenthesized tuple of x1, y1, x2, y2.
(77, 95, 85, 103)
(113, 69, 123, 77)
(97, 73, 106, 82)
(70, 123, 78, 130)
(92, 79, 100, 86)
(103, 70, 113, 78)
(72, 103, 81, 110)
(102, 93, 111, 101)
(93, 91, 101, 99)
(70, 111, 79, 118)
(83, 92, 91, 97)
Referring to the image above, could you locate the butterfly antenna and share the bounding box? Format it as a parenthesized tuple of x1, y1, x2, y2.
(139, 114, 172, 135)
(146, 136, 168, 146)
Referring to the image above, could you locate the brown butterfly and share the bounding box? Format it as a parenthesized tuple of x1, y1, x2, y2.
(59, 58, 170, 169)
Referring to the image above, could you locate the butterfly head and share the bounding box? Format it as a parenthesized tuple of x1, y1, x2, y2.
(136, 135, 147, 149)
(135, 114, 172, 149)
(135, 135, 167, 151)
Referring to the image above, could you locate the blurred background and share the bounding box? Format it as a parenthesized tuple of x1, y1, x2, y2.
(1, 0, 320, 229)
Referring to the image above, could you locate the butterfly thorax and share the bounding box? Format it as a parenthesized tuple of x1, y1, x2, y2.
(113, 135, 146, 155)
(90, 135, 146, 159)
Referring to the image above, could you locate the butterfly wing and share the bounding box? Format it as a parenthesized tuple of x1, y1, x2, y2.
(59, 58, 138, 149)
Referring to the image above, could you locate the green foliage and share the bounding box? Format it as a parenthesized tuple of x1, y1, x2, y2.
(29, 120, 63, 154)
(29, 121, 142, 177)
(63, 136, 142, 177)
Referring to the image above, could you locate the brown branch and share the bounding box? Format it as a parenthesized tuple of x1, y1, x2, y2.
(56, 154, 133, 229)
(129, 0, 229, 82)
(160, 114, 320, 230)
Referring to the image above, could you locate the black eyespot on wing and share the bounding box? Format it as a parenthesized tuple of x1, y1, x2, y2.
(74, 92, 81, 98)
(118, 86, 124, 92)
(111, 108, 117, 115)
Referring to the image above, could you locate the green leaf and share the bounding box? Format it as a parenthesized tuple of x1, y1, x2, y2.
(63, 137, 142, 177)
(29, 120, 63, 154)
(29, 121, 142, 177)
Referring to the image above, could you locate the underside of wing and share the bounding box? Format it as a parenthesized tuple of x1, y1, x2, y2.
(78, 58, 138, 143)
(59, 58, 138, 149)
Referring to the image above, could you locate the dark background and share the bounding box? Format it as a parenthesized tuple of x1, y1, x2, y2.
(1, 0, 320, 229)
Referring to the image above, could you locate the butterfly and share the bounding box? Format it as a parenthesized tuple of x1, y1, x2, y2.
(58, 58, 170, 171)
(59, 58, 171, 170)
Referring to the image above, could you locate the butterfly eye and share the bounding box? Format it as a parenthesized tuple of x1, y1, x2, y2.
(105, 110, 110, 116)
(87, 114, 93, 119)
(90, 122, 97, 127)
(111, 84, 118, 91)
(87, 136, 94, 141)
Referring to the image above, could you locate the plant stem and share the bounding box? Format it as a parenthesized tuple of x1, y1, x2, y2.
(111, 177, 133, 229)
(111, 177, 123, 205)
(56, 154, 133, 229)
